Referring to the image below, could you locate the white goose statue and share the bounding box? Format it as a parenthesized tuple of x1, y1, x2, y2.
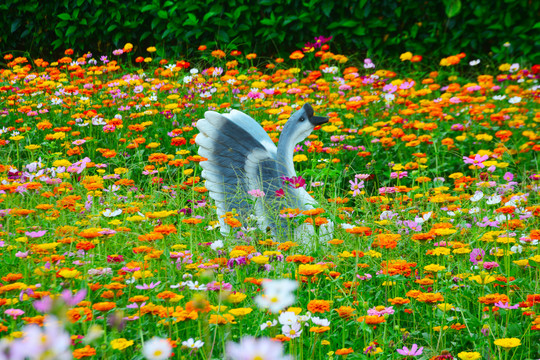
(195, 103, 333, 240)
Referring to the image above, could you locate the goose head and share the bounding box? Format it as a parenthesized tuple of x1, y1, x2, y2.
(279, 104, 328, 149)
(277, 103, 328, 175)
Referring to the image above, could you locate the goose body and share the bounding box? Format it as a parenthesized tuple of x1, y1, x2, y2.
(195, 103, 332, 239)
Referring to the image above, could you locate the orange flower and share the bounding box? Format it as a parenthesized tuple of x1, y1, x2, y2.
(346, 227, 372, 236)
(357, 315, 386, 324)
(290, 50, 305, 60)
(388, 297, 411, 306)
(307, 300, 331, 313)
(335, 306, 355, 319)
(335, 348, 354, 355)
(92, 302, 116, 312)
(302, 208, 325, 216)
(417, 292, 444, 303)
(148, 153, 169, 164)
(66, 307, 93, 323)
(73, 345, 96, 359)
(211, 50, 226, 59)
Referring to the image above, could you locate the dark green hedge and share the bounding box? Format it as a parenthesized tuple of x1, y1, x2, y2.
(1, 0, 539, 61)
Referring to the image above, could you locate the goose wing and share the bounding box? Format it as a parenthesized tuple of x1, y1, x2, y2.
(195, 110, 284, 233)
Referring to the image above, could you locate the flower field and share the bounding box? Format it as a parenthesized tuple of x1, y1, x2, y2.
(0, 45, 539, 360)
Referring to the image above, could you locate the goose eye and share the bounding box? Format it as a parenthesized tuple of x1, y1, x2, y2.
(299, 117, 305, 122)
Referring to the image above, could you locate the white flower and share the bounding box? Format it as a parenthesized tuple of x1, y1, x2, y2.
(184, 281, 207, 291)
(469, 207, 481, 214)
(255, 279, 297, 314)
(226, 336, 290, 360)
(510, 245, 523, 253)
(260, 319, 277, 331)
(190, 68, 199, 75)
(142, 337, 172, 360)
(470, 191, 484, 202)
(278, 311, 298, 325)
(210, 240, 224, 250)
(469, 59, 481, 66)
(182, 338, 204, 349)
(311, 317, 330, 326)
(495, 214, 510, 222)
(509, 63, 520, 73)
(508, 96, 522, 104)
(414, 212, 432, 224)
(492, 95, 506, 101)
(183, 75, 193, 84)
(486, 194, 502, 205)
(102, 209, 122, 217)
(282, 322, 302, 338)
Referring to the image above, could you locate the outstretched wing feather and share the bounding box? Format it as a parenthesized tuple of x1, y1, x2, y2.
(196, 111, 282, 231)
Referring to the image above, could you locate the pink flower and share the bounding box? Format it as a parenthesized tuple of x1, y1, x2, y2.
(25, 230, 47, 238)
(248, 189, 266, 198)
(4, 308, 24, 319)
(396, 343, 423, 356)
(463, 154, 489, 168)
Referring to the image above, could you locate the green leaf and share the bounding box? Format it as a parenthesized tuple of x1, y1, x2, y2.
(532, 22, 540, 29)
(443, 0, 461, 18)
(140, 4, 154, 12)
(11, 18, 21, 33)
(66, 25, 77, 36)
(72, 8, 79, 19)
(79, 18, 87, 25)
(58, 13, 71, 21)
(233, 5, 248, 19)
(158, 10, 168, 19)
(321, 1, 333, 17)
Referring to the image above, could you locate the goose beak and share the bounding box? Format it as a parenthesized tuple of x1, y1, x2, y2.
(309, 116, 329, 125)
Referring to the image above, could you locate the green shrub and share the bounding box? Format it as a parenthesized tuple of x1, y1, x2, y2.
(1, 0, 538, 61)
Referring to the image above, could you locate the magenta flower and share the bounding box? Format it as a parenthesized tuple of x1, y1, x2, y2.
(396, 343, 423, 356)
(61, 288, 87, 306)
(483, 261, 499, 270)
(281, 176, 306, 189)
(136, 281, 161, 290)
(25, 230, 47, 238)
(463, 154, 489, 168)
(4, 308, 24, 319)
(469, 248, 485, 265)
(494, 301, 519, 309)
(349, 178, 364, 197)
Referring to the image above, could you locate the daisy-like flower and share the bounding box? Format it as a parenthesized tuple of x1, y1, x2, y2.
(396, 343, 423, 356)
(463, 154, 489, 168)
(260, 319, 278, 331)
(255, 279, 297, 313)
(142, 337, 173, 360)
(282, 322, 302, 338)
(226, 336, 290, 360)
(182, 338, 204, 349)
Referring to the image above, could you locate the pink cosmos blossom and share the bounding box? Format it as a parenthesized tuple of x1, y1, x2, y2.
(463, 154, 489, 168)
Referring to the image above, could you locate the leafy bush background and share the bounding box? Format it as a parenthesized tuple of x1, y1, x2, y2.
(1, 0, 539, 61)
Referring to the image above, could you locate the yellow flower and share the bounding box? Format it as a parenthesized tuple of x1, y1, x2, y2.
(227, 292, 247, 303)
(147, 47, 157, 53)
(458, 351, 482, 360)
(424, 264, 446, 272)
(469, 274, 496, 285)
(293, 154, 308, 162)
(58, 269, 81, 279)
(400, 52, 413, 61)
(248, 256, 269, 266)
(493, 338, 521, 349)
(436, 303, 454, 312)
(111, 338, 134, 350)
(228, 308, 253, 316)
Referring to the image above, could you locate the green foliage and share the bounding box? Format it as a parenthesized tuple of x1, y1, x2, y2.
(0, 0, 538, 61)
